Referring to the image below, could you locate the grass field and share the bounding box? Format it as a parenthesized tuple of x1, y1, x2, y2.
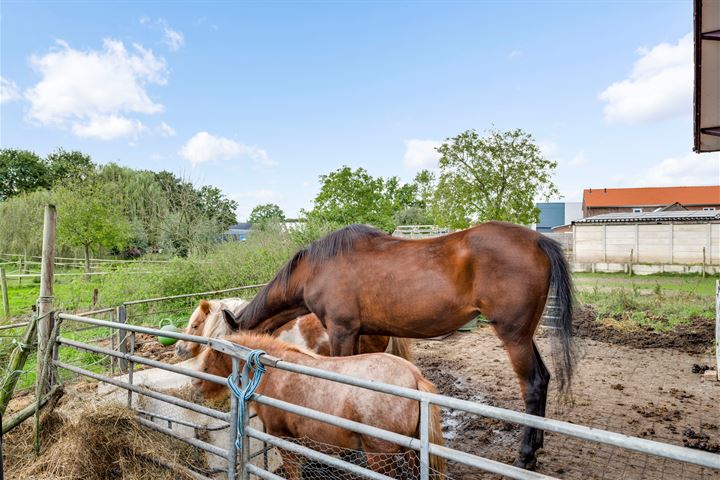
(0, 270, 716, 394)
(574, 272, 716, 333)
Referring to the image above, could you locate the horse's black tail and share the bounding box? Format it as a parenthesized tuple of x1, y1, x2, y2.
(537, 235, 575, 396)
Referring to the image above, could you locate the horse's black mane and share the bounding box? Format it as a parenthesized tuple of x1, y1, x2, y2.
(239, 224, 385, 327)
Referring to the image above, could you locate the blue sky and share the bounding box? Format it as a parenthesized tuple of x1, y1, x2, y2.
(1, 1, 718, 220)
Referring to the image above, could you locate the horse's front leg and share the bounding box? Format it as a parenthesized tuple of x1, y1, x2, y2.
(326, 319, 360, 356)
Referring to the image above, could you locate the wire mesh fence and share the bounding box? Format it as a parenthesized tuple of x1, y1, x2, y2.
(273, 437, 449, 480)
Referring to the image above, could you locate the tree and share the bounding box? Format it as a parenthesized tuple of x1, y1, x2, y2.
(197, 185, 238, 229)
(0, 189, 55, 260)
(0, 149, 50, 200)
(46, 148, 96, 186)
(393, 206, 434, 226)
(307, 166, 416, 232)
(432, 128, 559, 228)
(56, 184, 132, 272)
(249, 203, 286, 230)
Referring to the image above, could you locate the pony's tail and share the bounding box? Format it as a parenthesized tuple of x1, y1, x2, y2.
(386, 337, 413, 362)
(537, 235, 575, 397)
(416, 376, 445, 478)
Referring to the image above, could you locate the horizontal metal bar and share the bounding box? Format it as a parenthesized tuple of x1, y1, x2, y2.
(245, 463, 285, 480)
(56, 316, 720, 471)
(57, 313, 211, 344)
(429, 443, 554, 480)
(137, 409, 229, 431)
(75, 307, 116, 316)
(253, 394, 419, 450)
(56, 336, 226, 385)
(252, 395, 553, 479)
(54, 361, 229, 422)
(0, 322, 30, 331)
(122, 284, 267, 305)
(139, 453, 215, 480)
(205, 337, 720, 470)
(136, 416, 229, 459)
(246, 427, 394, 480)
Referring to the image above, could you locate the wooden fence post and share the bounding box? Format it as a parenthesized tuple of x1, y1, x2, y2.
(36, 205, 56, 396)
(0, 268, 8, 320)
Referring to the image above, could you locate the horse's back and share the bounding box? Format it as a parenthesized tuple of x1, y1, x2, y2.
(275, 352, 422, 432)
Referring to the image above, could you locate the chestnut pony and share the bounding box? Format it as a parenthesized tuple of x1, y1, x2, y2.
(175, 299, 412, 361)
(194, 332, 444, 479)
(223, 222, 575, 470)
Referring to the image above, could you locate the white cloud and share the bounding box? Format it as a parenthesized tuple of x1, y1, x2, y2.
(141, 18, 185, 51)
(508, 50, 523, 59)
(0, 76, 21, 104)
(599, 33, 692, 124)
(403, 139, 441, 168)
(157, 121, 176, 137)
(180, 132, 277, 167)
(568, 151, 588, 167)
(639, 151, 719, 186)
(24, 38, 168, 140)
(538, 140, 558, 158)
(72, 115, 145, 140)
(162, 22, 184, 51)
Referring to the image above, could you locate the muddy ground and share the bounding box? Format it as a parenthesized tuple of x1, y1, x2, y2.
(414, 317, 719, 479)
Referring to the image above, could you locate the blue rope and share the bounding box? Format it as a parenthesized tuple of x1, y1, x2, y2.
(227, 349, 267, 449)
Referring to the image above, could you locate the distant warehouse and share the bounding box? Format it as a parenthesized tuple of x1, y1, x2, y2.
(573, 210, 720, 275)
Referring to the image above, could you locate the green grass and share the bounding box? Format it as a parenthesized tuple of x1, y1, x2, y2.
(574, 272, 717, 296)
(575, 273, 716, 333)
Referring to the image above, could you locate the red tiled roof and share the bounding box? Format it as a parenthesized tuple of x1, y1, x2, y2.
(583, 186, 720, 207)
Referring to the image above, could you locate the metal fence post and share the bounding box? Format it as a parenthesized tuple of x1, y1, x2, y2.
(420, 399, 430, 480)
(117, 304, 128, 373)
(228, 357, 241, 480)
(240, 359, 251, 480)
(127, 332, 135, 409)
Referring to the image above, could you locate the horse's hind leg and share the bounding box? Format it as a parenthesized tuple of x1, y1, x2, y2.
(499, 337, 550, 470)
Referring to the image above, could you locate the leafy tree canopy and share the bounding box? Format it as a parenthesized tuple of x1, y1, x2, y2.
(0, 149, 50, 201)
(306, 166, 418, 232)
(249, 203, 286, 230)
(56, 183, 132, 271)
(432, 128, 558, 228)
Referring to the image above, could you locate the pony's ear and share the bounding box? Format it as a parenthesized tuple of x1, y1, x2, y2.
(199, 300, 211, 316)
(222, 309, 240, 330)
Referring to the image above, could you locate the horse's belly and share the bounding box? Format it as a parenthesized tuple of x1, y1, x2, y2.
(359, 301, 477, 338)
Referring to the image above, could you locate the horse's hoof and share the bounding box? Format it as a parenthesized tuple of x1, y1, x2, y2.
(512, 457, 537, 471)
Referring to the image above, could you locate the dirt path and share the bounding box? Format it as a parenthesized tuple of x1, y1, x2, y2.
(414, 327, 719, 479)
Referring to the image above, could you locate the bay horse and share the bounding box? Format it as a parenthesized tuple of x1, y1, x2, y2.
(175, 299, 412, 361)
(223, 222, 575, 470)
(193, 332, 444, 479)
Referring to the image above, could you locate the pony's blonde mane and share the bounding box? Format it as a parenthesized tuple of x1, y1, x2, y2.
(200, 298, 248, 339)
(223, 332, 321, 359)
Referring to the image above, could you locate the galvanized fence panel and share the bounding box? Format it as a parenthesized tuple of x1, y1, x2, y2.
(52, 312, 720, 480)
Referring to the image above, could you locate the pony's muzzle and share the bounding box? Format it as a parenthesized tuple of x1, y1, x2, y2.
(175, 342, 191, 359)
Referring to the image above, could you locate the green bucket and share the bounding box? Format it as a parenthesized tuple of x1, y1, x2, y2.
(157, 319, 179, 346)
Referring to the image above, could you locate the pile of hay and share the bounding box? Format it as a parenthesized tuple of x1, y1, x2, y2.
(4, 403, 208, 480)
